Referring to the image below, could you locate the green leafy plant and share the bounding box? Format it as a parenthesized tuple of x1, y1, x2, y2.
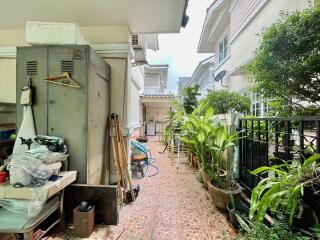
(182, 85, 200, 114)
(235, 215, 312, 240)
(204, 90, 251, 114)
(180, 101, 240, 189)
(248, 7, 320, 116)
(249, 154, 320, 225)
(206, 125, 239, 184)
(162, 99, 185, 144)
(180, 106, 221, 169)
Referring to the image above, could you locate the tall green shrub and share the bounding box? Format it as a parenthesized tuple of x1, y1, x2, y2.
(248, 6, 320, 116)
(182, 85, 200, 114)
(205, 90, 251, 114)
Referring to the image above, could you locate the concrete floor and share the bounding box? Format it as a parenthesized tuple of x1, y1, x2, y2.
(48, 137, 236, 240)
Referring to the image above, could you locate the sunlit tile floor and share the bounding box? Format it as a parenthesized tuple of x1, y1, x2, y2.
(48, 137, 236, 240)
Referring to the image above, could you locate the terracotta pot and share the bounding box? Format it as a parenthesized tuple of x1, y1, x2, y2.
(197, 168, 204, 183)
(208, 181, 242, 210)
(192, 155, 199, 168)
(201, 170, 209, 189)
(187, 151, 192, 165)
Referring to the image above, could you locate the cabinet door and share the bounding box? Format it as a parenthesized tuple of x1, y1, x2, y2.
(16, 47, 48, 134)
(47, 46, 88, 183)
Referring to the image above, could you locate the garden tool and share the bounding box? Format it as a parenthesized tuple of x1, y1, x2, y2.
(110, 113, 135, 202)
(158, 143, 168, 154)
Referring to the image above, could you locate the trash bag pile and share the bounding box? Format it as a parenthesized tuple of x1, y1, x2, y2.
(0, 135, 68, 217)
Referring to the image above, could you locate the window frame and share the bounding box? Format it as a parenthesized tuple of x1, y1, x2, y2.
(218, 35, 229, 63)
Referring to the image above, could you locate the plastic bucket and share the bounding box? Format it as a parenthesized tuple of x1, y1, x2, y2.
(0, 172, 7, 183)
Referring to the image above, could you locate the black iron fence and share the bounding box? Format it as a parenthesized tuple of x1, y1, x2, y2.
(238, 116, 320, 193)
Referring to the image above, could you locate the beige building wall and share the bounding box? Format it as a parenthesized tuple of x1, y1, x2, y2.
(0, 58, 16, 103)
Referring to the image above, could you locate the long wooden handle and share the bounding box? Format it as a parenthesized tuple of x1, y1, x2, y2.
(115, 115, 136, 202)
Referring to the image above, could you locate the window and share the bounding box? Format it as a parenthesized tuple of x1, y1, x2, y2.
(218, 36, 228, 63)
(263, 102, 273, 116)
(251, 102, 261, 117)
(251, 93, 262, 117)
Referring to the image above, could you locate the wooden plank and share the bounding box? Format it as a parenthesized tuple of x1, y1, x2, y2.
(64, 184, 119, 225)
(0, 171, 76, 200)
(109, 116, 124, 206)
(115, 115, 135, 202)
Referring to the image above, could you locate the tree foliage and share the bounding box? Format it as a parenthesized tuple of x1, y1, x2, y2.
(205, 90, 251, 114)
(248, 7, 320, 116)
(182, 85, 200, 114)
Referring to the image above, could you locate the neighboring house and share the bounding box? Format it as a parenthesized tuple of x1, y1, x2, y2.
(140, 65, 174, 136)
(197, 0, 317, 116)
(130, 35, 159, 129)
(143, 64, 169, 94)
(177, 77, 191, 95)
(187, 56, 215, 99)
(0, 0, 188, 183)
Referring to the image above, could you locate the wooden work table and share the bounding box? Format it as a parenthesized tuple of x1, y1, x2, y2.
(0, 171, 77, 239)
(0, 171, 77, 200)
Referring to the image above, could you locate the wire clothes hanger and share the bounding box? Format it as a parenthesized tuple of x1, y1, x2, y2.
(44, 72, 81, 89)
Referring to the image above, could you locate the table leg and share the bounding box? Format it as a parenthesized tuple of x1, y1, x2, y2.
(59, 190, 66, 230)
(23, 231, 33, 240)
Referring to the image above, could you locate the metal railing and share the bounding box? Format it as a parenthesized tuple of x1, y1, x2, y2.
(238, 116, 320, 193)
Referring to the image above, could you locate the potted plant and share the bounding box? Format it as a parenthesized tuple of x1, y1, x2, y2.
(180, 106, 219, 188)
(235, 215, 317, 240)
(206, 125, 242, 209)
(249, 154, 320, 225)
(227, 194, 249, 228)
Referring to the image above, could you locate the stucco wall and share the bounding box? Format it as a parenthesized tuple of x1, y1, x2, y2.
(0, 58, 16, 103)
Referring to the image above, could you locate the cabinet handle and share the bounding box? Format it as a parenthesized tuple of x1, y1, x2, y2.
(51, 128, 54, 131)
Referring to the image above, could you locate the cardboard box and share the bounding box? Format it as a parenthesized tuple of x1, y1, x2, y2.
(73, 206, 95, 238)
(26, 21, 89, 45)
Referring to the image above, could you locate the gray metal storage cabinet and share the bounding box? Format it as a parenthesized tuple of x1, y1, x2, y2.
(16, 45, 111, 184)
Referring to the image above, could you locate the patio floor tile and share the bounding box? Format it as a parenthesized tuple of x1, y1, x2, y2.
(47, 137, 237, 239)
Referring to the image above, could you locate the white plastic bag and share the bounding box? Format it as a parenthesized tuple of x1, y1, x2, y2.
(0, 187, 48, 217)
(9, 155, 53, 186)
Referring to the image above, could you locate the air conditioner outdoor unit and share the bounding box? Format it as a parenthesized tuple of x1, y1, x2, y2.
(131, 34, 144, 49)
(131, 34, 147, 65)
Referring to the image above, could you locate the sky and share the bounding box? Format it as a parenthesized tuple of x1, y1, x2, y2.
(146, 0, 213, 93)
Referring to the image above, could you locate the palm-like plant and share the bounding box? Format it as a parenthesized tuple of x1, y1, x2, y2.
(163, 99, 186, 144)
(207, 125, 239, 184)
(180, 106, 221, 169)
(249, 154, 320, 225)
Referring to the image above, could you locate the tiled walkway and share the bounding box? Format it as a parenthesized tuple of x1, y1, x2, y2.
(49, 137, 236, 239)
